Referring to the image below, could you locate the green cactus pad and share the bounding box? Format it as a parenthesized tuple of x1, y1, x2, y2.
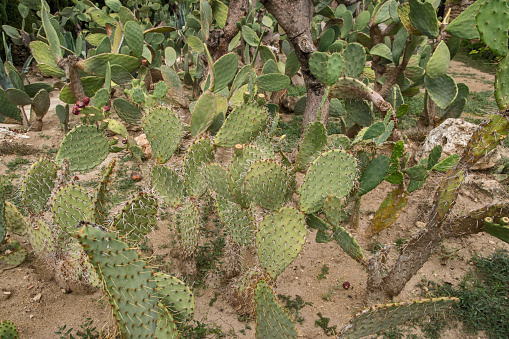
(113, 98, 142, 125)
(323, 195, 348, 226)
(29, 40, 64, 77)
(338, 297, 459, 339)
(0, 320, 18, 339)
(327, 134, 350, 150)
(5, 87, 31, 106)
(124, 21, 144, 58)
(216, 196, 254, 246)
(483, 217, 509, 243)
(285, 50, 301, 77)
(213, 52, 238, 92)
(215, 102, 269, 147)
(434, 170, 464, 220)
(255, 280, 298, 339)
(22, 159, 57, 213)
(495, 55, 509, 110)
(31, 89, 51, 117)
(243, 160, 291, 211)
(465, 114, 509, 163)
(52, 184, 94, 234)
(112, 193, 158, 242)
(0, 187, 5, 244)
(28, 219, 55, 254)
(78, 226, 159, 338)
(447, 0, 481, 39)
(93, 160, 116, 225)
(0, 239, 27, 267)
(367, 188, 408, 235)
(255, 73, 291, 92)
(183, 138, 215, 197)
(424, 74, 458, 110)
(0, 89, 21, 121)
(343, 43, 366, 78)
(425, 41, 450, 79)
(176, 199, 200, 258)
(359, 155, 391, 196)
(309, 52, 344, 86)
(333, 225, 364, 263)
(408, 0, 439, 38)
(300, 150, 357, 214)
(203, 164, 232, 199)
(161, 65, 188, 107)
(155, 303, 179, 339)
(257, 207, 306, 279)
(4, 201, 27, 236)
(295, 121, 328, 172)
(476, 0, 509, 56)
(191, 90, 217, 137)
(77, 53, 141, 77)
(344, 99, 374, 127)
(143, 106, 183, 164)
(151, 165, 186, 208)
(55, 126, 109, 172)
(154, 272, 195, 323)
(437, 83, 469, 121)
(59, 77, 105, 104)
(92, 88, 110, 108)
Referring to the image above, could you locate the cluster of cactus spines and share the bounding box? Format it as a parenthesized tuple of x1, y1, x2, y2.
(55, 125, 109, 172)
(113, 98, 143, 125)
(216, 196, 255, 246)
(183, 138, 216, 197)
(0, 320, 18, 339)
(21, 159, 57, 214)
(295, 121, 327, 172)
(78, 225, 159, 338)
(112, 193, 158, 243)
(155, 303, 179, 338)
(214, 100, 269, 147)
(337, 297, 459, 339)
(190, 90, 217, 137)
(483, 216, 509, 243)
(254, 280, 298, 339)
(142, 106, 183, 164)
(51, 183, 94, 235)
(176, 199, 201, 258)
(256, 207, 306, 280)
(93, 160, 116, 225)
(368, 187, 409, 236)
(243, 160, 291, 211)
(153, 272, 195, 324)
(151, 165, 186, 208)
(4, 202, 28, 236)
(300, 150, 357, 214)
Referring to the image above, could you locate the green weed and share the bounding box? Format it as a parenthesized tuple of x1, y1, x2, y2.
(318, 263, 330, 280)
(277, 294, 312, 325)
(55, 317, 100, 339)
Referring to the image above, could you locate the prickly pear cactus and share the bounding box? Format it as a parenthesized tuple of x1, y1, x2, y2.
(112, 193, 158, 242)
(0, 239, 27, 268)
(142, 106, 183, 164)
(295, 121, 327, 172)
(0, 320, 18, 339)
(368, 188, 408, 235)
(176, 199, 201, 258)
(55, 125, 109, 172)
(483, 216, 509, 243)
(151, 165, 186, 208)
(22, 158, 57, 213)
(78, 225, 159, 338)
(216, 196, 254, 246)
(300, 150, 357, 214)
(255, 280, 297, 339)
(183, 138, 215, 197)
(28, 219, 56, 255)
(4, 202, 28, 236)
(92, 160, 116, 225)
(256, 207, 306, 280)
(154, 272, 195, 324)
(338, 297, 459, 339)
(190, 90, 217, 137)
(203, 163, 233, 199)
(52, 184, 94, 235)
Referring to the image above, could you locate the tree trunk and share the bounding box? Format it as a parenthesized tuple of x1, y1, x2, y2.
(260, 0, 329, 128)
(59, 56, 86, 103)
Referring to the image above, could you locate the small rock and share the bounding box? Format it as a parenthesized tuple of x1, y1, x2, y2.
(281, 96, 299, 112)
(29, 315, 34, 319)
(135, 134, 152, 159)
(415, 221, 426, 228)
(60, 289, 67, 294)
(32, 293, 42, 302)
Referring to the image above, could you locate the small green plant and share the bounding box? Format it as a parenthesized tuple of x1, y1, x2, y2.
(321, 280, 344, 301)
(277, 294, 312, 325)
(178, 320, 227, 339)
(315, 312, 337, 336)
(395, 238, 408, 254)
(5, 156, 30, 172)
(318, 263, 330, 280)
(437, 244, 462, 265)
(55, 318, 99, 339)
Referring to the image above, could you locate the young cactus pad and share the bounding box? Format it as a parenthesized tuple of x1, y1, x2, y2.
(55, 125, 109, 172)
(142, 106, 183, 164)
(150, 165, 186, 208)
(4, 201, 28, 236)
(183, 138, 215, 197)
(78, 225, 159, 338)
(176, 199, 201, 258)
(300, 150, 357, 214)
(52, 184, 94, 235)
(154, 272, 195, 324)
(255, 280, 298, 339)
(112, 193, 158, 243)
(256, 207, 306, 280)
(21, 158, 57, 213)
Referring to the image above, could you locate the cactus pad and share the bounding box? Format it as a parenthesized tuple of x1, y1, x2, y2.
(52, 184, 94, 234)
(0, 320, 18, 339)
(143, 106, 183, 164)
(155, 304, 179, 339)
(495, 55, 509, 110)
(203, 163, 232, 199)
(55, 125, 109, 172)
(113, 98, 143, 125)
(424, 74, 458, 110)
(0, 239, 27, 268)
(151, 165, 186, 208)
(343, 43, 366, 78)
(213, 52, 239, 92)
(333, 225, 364, 263)
(176, 199, 200, 258)
(22, 159, 57, 213)
(214, 102, 269, 147)
(191, 90, 217, 137)
(323, 195, 348, 226)
(78, 226, 159, 338)
(359, 155, 391, 196)
(300, 150, 357, 214)
(216, 196, 254, 246)
(295, 121, 328, 171)
(77, 53, 141, 77)
(255, 280, 298, 339)
(338, 297, 459, 339)
(93, 160, 116, 225)
(28, 219, 56, 255)
(367, 188, 408, 235)
(256, 207, 306, 280)
(154, 272, 195, 323)
(112, 193, 158, 242)
(183, 138, 215, 197)
(4, 202, 27, 236)
(476, 0, 509, 57)
(309, 52, 344, 86)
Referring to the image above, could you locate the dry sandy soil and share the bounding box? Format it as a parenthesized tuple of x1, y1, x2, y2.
(0, 59, 508, 339)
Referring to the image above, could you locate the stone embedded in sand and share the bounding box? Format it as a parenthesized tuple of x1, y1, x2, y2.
(135, 133, 152, 159)
(415, 118, 501, 170)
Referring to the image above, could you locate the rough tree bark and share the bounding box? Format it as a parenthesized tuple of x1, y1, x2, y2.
(59, 55, 86, 102)
(260, 0, 329, 128)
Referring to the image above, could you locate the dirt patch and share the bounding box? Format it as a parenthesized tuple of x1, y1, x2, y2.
(448, 60, 495, 92)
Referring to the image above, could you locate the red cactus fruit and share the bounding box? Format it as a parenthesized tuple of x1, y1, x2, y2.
(72, 106, 81, 115)
(76, 101, 85, 109)
(342, 281, 351, 290)
(83, 96, 90, 105)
